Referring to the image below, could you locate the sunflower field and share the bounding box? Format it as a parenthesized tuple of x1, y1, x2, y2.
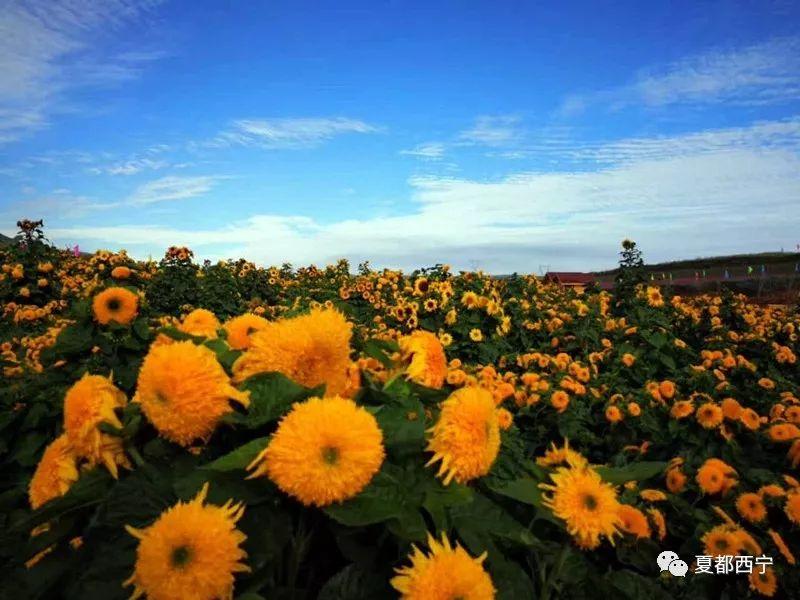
(1, 221, 799, 600)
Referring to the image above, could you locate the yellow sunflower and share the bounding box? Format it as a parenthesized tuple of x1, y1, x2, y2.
(63, 373, 130, 478)
(540, 466, 621, 549)
(735, 492, 767, 523)
(232, 308, 353, 395)
(496, 408, 513, 430)
(617, 504, 650, 539)
(398, 330, 447, 389)
(666, 467, 686, 494)
(701, 524, 743, 556)
(696, 458, 737, 495)
(536, 439, 588, 469)
(740, 408, 761, 431)
(696, 403, 723, 429)
(111, 266, 132, 280)
(92, 287, 139, 325)
(646, 286, 664, 307)
(179, 308, 220, 338)
(391, 533, 495, 600)
(426, 386, 500, 485)
(469, 328, 483, 342)
(639, 489, 667, 502)
(134, 341, 249, 446)
(550, 390, 570, 413)
(28, 434, 79, 510)
(248, 396, 384, 506)
(749, 568, 777, 597)
(670, 400, 694, 419)
(124, 483, 249, 600)
(222, 313, 269, 351)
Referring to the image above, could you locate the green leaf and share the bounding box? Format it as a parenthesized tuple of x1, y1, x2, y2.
(451, 492, 536, 548)
(362, 338, 399, 369)
(204, 338, 242, 372)
(422, 481, 473, 530)
(488, 477, 544, 507)
(52, 323, 94, 356)
(491, 558, 536, 600)
(132, 318, 152, 341)
(595, 461, 667, 485)
(317, 564, 392, 600)
(605, 569, 674, 600)
(372, 399, 425, 456)
(201, 437, 269, 472)
(658, 353, 676, 370)
(157, 326, 199, 342)
(641, 331, 667, 349)
(10, 431, 48, 466)
(324, 468, 416, 527)
(14, 469, 114, 533)
(233, 372, 323, 428)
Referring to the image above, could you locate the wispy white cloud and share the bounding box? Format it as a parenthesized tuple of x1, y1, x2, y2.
(0, 0, 164, 143)
(400, 142, 445, 160)
(48, 119, 800, 272)
(479, 117, 800, 166)
(564, 116, 800, 164)
(0, 190, 119, 221)
(559, 37, 800, 116)
(458, 115, 522, 146)
(207, 117, 380, 149)
(88, 157, 169, 175)
(127, 175, 220, 205)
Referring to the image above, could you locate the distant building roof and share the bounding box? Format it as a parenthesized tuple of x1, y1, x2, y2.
(544, 272, 597, 284)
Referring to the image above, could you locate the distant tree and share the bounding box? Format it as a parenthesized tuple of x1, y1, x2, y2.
(614, 239, 646, 309)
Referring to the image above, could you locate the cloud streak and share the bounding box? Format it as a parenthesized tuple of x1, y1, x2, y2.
(0, 0, 164, 143)
(458, 115, 522, 146)
(127, 175, 220, 205)
(207, 117, 380, 149)
(400, 142, 445, 159)
(559, 36, 800, 116)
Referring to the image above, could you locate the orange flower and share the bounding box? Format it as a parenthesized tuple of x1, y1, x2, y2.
(721, 397, 742, 420)
(670, 400, 694, 419)
(768, 423, 800, 442)
(550, 390, 570, 413)
(605, 405, 623, 423)
(696, 403, 723, 429)
(735, 493, 767, 523)
(658, 380, 675, 400)
(666, 468, 687, 494)
(696, 458, 737, 495)
(740, 408, 761, 431)
(617, 505, 650, 538)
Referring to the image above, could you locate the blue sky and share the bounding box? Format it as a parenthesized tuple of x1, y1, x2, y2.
(1, 0, 799, 272)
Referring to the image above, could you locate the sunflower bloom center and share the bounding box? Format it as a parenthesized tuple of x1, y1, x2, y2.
(322, 446, 339, 465)
(107, 298, 121, 311)
(583, 493, 598, 510)
(171, 545, 193, 568)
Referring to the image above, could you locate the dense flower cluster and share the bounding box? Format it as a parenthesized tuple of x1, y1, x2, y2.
(2, 236, 799, 599)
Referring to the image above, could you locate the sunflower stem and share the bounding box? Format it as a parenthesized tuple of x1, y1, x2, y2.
(128, 446, 145, 468)
(541, 543, 569, 600)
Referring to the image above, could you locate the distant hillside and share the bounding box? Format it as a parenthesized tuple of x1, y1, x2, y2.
(596, 251, 800, 278)
(0, 233, 14, 246)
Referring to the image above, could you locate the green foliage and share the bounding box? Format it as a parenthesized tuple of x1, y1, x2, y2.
(614, 239, 646, 311)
